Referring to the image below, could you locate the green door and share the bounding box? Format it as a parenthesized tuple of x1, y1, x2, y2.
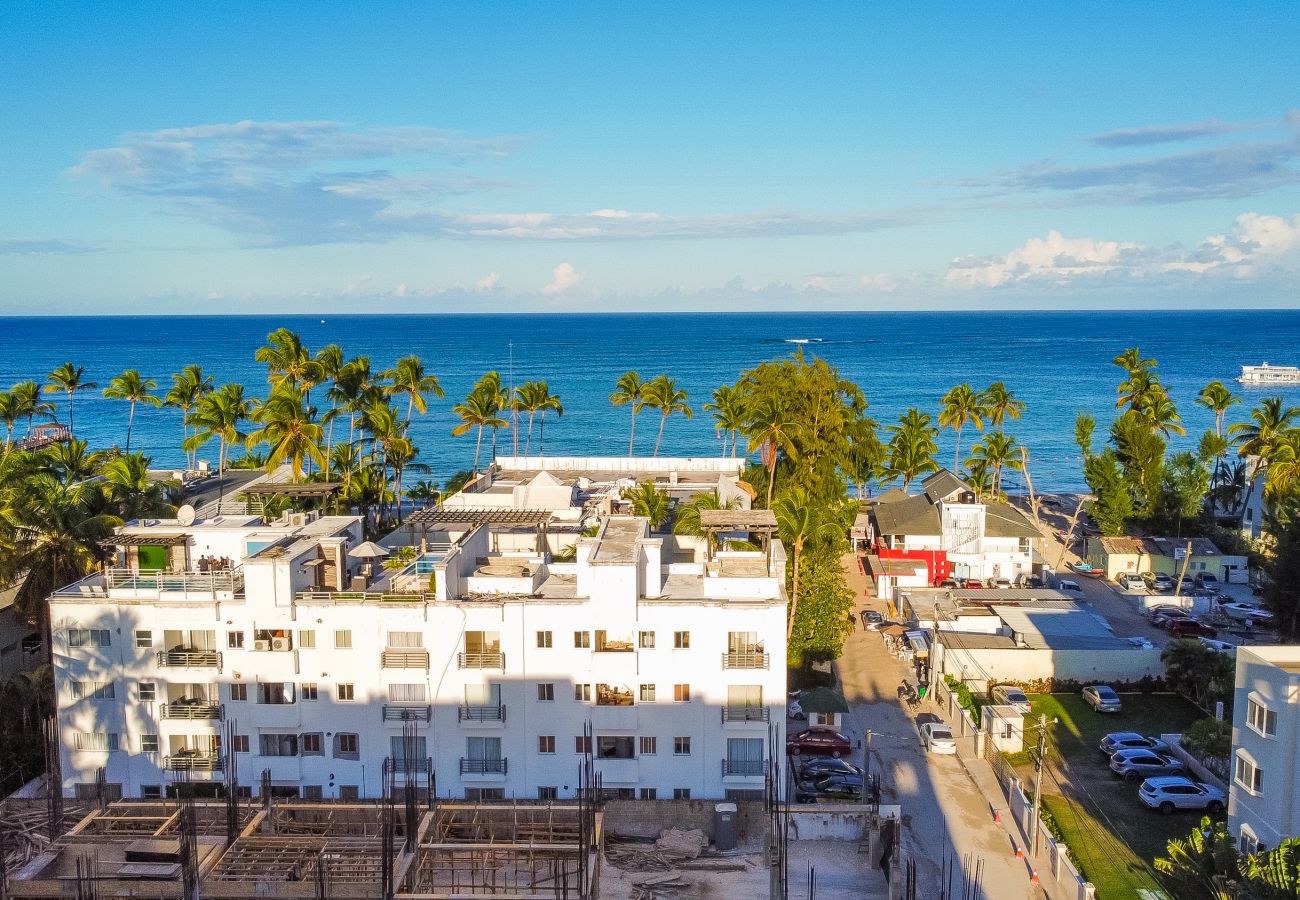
(137, 545, 168, 571)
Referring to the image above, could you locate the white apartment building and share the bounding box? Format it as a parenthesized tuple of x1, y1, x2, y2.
(1228, 645, 1300, 854)
(50, 469, 788, 803)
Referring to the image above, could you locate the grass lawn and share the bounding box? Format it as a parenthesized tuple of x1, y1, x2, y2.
(1007, 693, 1207, 900)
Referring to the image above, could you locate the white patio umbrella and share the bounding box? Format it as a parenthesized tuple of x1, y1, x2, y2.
(347, 541, 391, 560)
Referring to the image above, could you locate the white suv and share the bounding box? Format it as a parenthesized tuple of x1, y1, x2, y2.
(1138, 776, 1226, 814)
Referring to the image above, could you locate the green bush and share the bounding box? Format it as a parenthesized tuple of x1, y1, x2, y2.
(944, 675, 983, 719)
(1181, 717, 1231, 761)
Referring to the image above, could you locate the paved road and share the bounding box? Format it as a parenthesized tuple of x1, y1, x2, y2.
(835, 555, 1055, 900)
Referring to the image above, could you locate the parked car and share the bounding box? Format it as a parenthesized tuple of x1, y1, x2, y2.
(1117, 573, 1146, 591)
(1146, 604, 1186, 620)
(862, 610, 883, 628)
(1220, 603, 1274, 624)
(1138, 776, 1226, 814)
(1082, 685, 1122, 713)
(795, 772, 865, 803)
(1196, 572, 1220, 591)
(1152, 609, 1193, 630)
(798, 757, 861, 780)
(787, 729, 851, 758)
(1199, 638, 1235, 653)
(787, 699, 806, 720)
(919, 722, 957, 754)
(1099, 732, 1170, 756)
(990, 685, 1032, 713)
(963, 578, 985, 589)
(939, 578, 959, 589)
(1166, 619, 1218, 639)
(993, 577, 1012, 589)
(1145, 573, 1175, 592)
(1178, 576, 1196, 593)
(1025, 574, 1046, 588)
(1057, 579, 1082, 593)
(1109, 749, 1186, 782)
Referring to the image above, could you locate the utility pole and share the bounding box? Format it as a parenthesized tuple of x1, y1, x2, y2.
(1031, 713, 1047, 856)
(1176, 539, 1194, 599)
(860, 730, 874, 803)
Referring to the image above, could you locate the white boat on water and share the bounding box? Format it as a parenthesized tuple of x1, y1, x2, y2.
(1239, 363, 1300, 385)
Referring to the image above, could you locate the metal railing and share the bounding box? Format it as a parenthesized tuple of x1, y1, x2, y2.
(160, 702, 224, 720)
(457, 651, 505, 669)
(721, 758, 766, 777)
(721, 706, 769, 723)
(382, 704, 433, 722)
(460, 757, 508, 775)
(380, 648, 431, 669)
(164, 753, 223, 772)
(105, 567, 243, 594)
(156, 650, 222, 669)
(296, 590, 432, 603)
(722, 651, 770, 669)
(457, 705, 506, 722)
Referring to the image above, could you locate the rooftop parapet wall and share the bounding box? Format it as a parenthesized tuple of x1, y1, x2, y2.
(495, 456, 746, 475)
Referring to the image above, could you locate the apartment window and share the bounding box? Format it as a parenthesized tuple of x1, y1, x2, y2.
(141, 785, 162, 800)
(134, 629, 153, 648)
(388, 683, 427, 703)
(673, 788, 691, 801)
(297, 629, 316, 649)
(640, 684, 656, 702)
(335, 733, 360, 758)
(138, 682, 156, 702)
(639, 630, 656, 649)
(302, 785, 323, 800)
(68, 628, 110, 648)
(640, 788, 658, 800)
(597, 736, 635, 760)
(224, 631, 243, 649)
(140, 734, 159, 753)
(728, 684, 763, 707)
(466, 788, 505, 801)
(391, 735, 427, 763)
(574, 631, 590, 649)
(387, 630, 424, 648)
(1247, 697, 1278, 737)
(575, 735, 592, 754)
(229, 683, 247, 701)
(232, 735, 250, 753)
(301, 733, 324, 756)
(1235, 753, 1264, 795)
(537, 683, 555, 702)
(640, 736, 657, 755)
(674, 683, 691, 702)
(574, 683, 592, 702)
(673, 631, 690, 649)
(74, 732, 119, 752)
(537, 630, 553, 648)
(301, 683, 319, 701)
(538, 786, 559, 800)
(538, 736, 556, 754)
(71, 681, 116, 701)
(334, 630, 353, 649)
(259, 734, 299, 757)
(258, 682, 295, 705)
(336, 683, 355, 701)
(339, 786, 359, 800)
(673, 737, 691, 756)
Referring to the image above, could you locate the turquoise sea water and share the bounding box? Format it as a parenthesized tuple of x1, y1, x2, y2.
(1, 310, 1298, 492)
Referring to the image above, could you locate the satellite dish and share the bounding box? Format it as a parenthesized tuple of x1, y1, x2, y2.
(177, 504, 196, 526)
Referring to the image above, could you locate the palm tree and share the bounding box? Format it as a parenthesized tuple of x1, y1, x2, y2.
(245, 385, 324, 481)
(0, 391, 19, 453)
(1231, 397, 1300, 461)
(968, 431, 1020, 497)
(982, 382, 1025, 433)
(1116, 368, 1162, 412)
(533, 383, 563, 455)
(1238, 837, 1300, 895)
(165, 365, 214, 469)
(704, 385, 747, 457)
(324, 356, 380, 470)
(609, 372, 646, 457)
(1263, 430, 1300, 503)
(384, 355, 444, 424)
(314, 344, 345, 470)
(939, 384, 986, 472)
(255, 328, 320, 390)
(673, 491, 741, 549)
(774, 488, 846, 642)
(743, 396, 800, 508)
(344, 464, 392, 533)
(1113, 347, 1156, 375)
(642, 375, 692, 457)
(512, 381, 546, 456)
(44, 362, 97, 434)
(101, 452, 174, 520)
(10, 380, 54, 436)
(884, 408, 939, 491)
(1196, 381, 1241, 438)
(475, 372, 510, 459)
(1074, 413, 1096, 459)
(184, 383, 251, 479)
(41, 438, 104, 485)
(1153, 816, 1236, 900)
(451, 381, 508, 473)
(102, 369, 162, 452)
(407, 479, 442, 505)
(623, 480, 670, 528)
(1141, 390, 1186, 437)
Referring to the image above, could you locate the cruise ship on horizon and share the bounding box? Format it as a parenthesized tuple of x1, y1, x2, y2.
(1239, 363, 1300, 385)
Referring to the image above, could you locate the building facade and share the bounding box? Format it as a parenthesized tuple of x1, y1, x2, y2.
(51, 490, 787, 802)
(1228, 646, 1300, 854)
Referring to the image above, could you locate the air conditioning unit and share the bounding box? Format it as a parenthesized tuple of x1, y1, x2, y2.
(270, 637, 291, 652)
(253, 639, 271, 652)
(286, 513, 308, 527)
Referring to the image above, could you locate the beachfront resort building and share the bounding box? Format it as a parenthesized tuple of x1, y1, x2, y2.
(49, 458, 788, 802)
(1084, 535, 1249, 585)
(855, 469, 1041, 598)
(1228, 645, 1300, 854)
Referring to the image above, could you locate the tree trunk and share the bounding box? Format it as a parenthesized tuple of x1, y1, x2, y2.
(538, 413, 545, 455)
(67, 391, 75, 434)
(526, 411, 536, 455)
(474, 425, 484, 472)
(954, 424, 961, 473)
(766, 453, 777, 509)
(786, 541, 802, 642)
(126, 400, 136, 452)
(654, 413, 667, 457)
(628, 407, 637, 457)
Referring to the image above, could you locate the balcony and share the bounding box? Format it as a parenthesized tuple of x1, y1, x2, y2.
(460, 757, 507, 775)
(164, 752, 223, 772)
(722, 651, 770, 670)
(383, 704, 433, 722)
(721, 706, 770, 724)
(457, 705, 506, 723)
(721, 758, 766, 777)
(458, 651, 505, 669)
(381, 649, 431, 669)
(161, 702, 223, 721)
(156, 650, 222, 669)
(57, 568, 244, 601)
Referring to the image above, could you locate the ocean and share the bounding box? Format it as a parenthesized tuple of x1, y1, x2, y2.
(1, 310, 1298, 493)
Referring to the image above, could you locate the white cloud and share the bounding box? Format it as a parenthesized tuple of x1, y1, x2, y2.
(474, 272, 501, 291)
(393, 282, 409, 297)
(542, 262, 583, 295)
(1165, 212, 1300, 276)
(947, 231, 1146, 287)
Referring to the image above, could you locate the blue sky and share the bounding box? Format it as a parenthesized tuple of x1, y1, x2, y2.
(1, 2, 1298, 313)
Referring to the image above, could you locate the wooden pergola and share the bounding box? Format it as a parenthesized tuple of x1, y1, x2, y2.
(698, 509, 778, 562)
(404, 505, 554, 550)
(239, 482, 342, 498)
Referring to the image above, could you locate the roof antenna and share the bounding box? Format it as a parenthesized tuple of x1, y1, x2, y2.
(509, 341, 519, 458)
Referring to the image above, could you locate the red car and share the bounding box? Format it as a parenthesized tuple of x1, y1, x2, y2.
(786, 729, 852, 758)
(1166, 619, 1218, 639)
(963, 578, 985, 589)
